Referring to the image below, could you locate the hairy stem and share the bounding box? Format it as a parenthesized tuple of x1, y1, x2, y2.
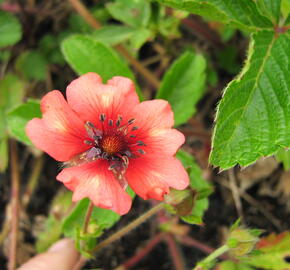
(74, 203, 164, 270)
(83, 201, 94, 234)
(194, 245, 230, 270)
(93, 203, 164, 253)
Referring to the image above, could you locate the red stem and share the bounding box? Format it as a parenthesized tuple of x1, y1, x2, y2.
(122, 232, 165, 269)
(8, 140, 20, 270)
(165, 233, 186, 270)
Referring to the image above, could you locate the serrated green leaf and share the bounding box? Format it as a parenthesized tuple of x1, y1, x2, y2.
(256, 0, 282, 23)
(244, 232, 290, 269)
(0, 11, 22, 48)
(62, 198, 120, 238)
(15, 51, 48, 81)
(156, 0, 273, 31)
(176, 150, 212, 224)
(155, 0, 228, 24)
(276, 148, 290, 170)
(156, 50, 206, 126)
(92, 25, 136, 46)
(210, 30, 290, 169)
(106, 0, 151, 28)
(7, 99, 41, 145)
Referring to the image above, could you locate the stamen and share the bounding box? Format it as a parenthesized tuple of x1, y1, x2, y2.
(101, 152, 109, 160)
(128, 118, 135, 125)
(137, 149, 146, 154)
(86, 147, 101, 160)
(84, 140, 93, 145)
(137, 140, 146, 146)
(85, 121, 102, 139)
(108, 119, 113, 126)
(122, 155, 129, 166)
(124, 150, 132, 158)
(100, 113, 106, 122)
(116, 115, 123, 127)
(132, 126, 138, 131)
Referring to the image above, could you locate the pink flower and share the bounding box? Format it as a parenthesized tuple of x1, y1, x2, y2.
(26, 73, 189, 215)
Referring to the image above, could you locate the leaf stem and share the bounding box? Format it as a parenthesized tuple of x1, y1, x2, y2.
(194, 245, 230, 270)
(165, 233, 186, 270)
(83, 201, 94, 234)
(119, 232, 165, 269)
(93, 203, 164, 253)
(73, 203, 164, 270)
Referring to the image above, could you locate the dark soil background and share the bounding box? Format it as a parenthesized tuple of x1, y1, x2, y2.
(0, 1, 289, 269)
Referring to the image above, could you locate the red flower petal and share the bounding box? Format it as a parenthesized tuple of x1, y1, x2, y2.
(66, 73, 139, 126)
(126, 155, 189, 201)
(57, 160, 132, 215)
(137, 128, 185, 156)
(132, 100, 174, 131)
(26, 91, 88, 161)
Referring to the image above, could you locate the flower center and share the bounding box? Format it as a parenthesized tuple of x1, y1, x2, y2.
(67, 113, 147, 188)
(99, 134, 124, 155)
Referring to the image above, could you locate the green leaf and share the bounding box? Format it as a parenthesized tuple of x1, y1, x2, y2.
(217, 46, 240, 75)
(61, 35, 143, 99)
(106, 0, 151, 28)
(156, 0, 273, 31)
(0, 137, 8, 172)
(0, 11, 22, 48)
(210, 30, 290, 169)
(129, 28, 152, 50)
(7, 99, 41, 145)
(176, 150, 212, 224)
(156, 51, 206, 126)
(61, 35, 132, 80)
(244, 232, 290, 269)
(216, 261, 254, 270)
(276, 148, 290, 170)
(0, 73, 25, 164)
(15, 51, 48, 81)
(62, 198, 120, 238)
(36, 191, 72, 253)
(92, 25, 137, 46)
(68, 13, 93, 33)
(62, 198, 120, 255)
(281, 0, 290, 20)
(155, 0, 228, 25)
(256, 0, 282, 23)
(0, 73, 24, 112)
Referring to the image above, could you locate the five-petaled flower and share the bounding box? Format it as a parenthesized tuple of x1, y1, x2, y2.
(26, 73, 189, 215)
